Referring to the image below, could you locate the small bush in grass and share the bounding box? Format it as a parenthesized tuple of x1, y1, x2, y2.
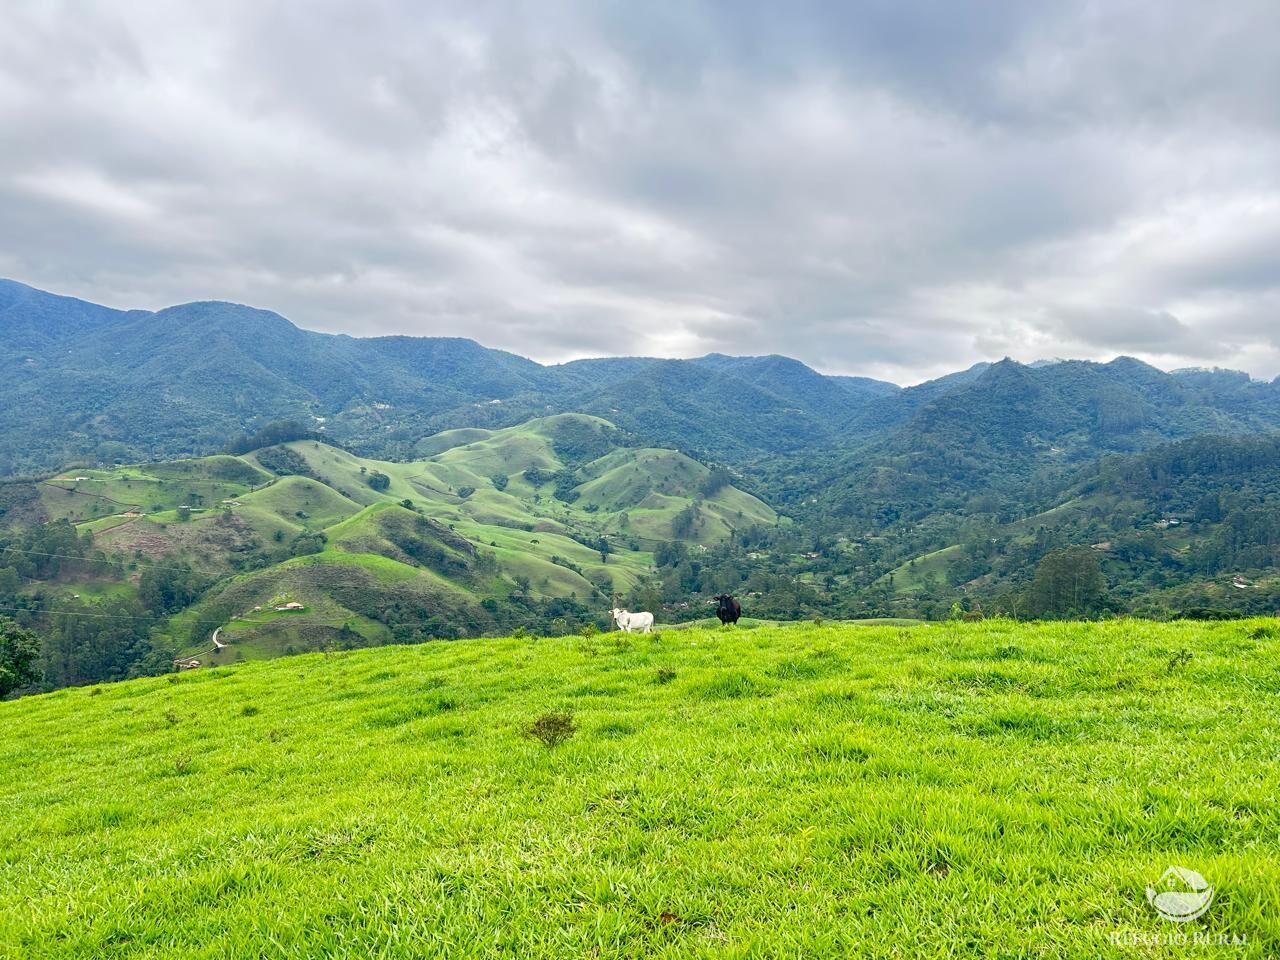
(511, 627, 528, 640)
(241, 705, 260, 717)
(579, 623, 600, 638)
(654, 667, 677, 685)
(1249, 624, 1277, 640)
(173, 753, 194, 775)
(1166, 649, 1194, 672)
(525, 711, 577, 748)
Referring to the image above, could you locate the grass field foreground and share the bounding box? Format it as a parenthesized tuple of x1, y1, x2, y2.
(1, 619, 1278, 958)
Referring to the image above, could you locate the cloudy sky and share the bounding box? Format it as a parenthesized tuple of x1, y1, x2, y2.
(3, 2, 1279, 383)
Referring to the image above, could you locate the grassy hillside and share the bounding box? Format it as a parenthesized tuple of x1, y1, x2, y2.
(1, 618, 1277, 957)
(3, 414, 778, 674)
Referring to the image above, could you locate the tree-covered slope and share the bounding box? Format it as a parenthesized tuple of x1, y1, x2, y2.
(872, 435, 1280, 619)
(812, 358, 1280, 523)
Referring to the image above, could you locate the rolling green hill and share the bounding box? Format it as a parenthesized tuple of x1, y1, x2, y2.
(1, 618, 1277, 957)
(0, 415, 778, 684)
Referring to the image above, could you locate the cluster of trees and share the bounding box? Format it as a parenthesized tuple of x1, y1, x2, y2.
(257, 445, 314, 478)
(226, 420, 318, 456)
(0, 518, 208, 696)
(0, 619, 40, 697)
(522, 467, 581, 503)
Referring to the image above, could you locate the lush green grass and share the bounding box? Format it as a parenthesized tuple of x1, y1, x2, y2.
(2, 618, 1277, 958)
(237, 475, 362, 530)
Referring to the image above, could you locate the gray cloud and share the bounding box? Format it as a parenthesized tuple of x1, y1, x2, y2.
(2, 0, 1279, 384)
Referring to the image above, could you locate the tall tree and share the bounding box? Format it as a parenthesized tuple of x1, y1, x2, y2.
(0, 617, 41, 697)
(1027, 546, 1106, 619)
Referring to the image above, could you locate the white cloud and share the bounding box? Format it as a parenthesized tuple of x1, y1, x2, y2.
(1, 1, 1278, 384)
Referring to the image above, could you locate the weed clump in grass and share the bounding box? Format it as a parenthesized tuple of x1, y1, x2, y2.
(240, 705, 260, 717)
(511, 627, 528, 640)
(1166, 648, 1194, 673)
(579, 623, 600, 638)
(596, 720, 634, 739)
(696, 672, 768, 700)
(525, 711, 577, 748)
(1248, 624, 1277, 640)
(609, 633, 633, 653)
(654, 667, 677, 685)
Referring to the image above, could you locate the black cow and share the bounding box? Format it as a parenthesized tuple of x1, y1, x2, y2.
(713, 594, 742, 625)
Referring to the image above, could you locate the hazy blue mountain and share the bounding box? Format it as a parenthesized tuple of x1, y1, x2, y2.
(812, 356, 1280, 523)
(2, 280, 1279, 486)
(0, 279, 145, 351)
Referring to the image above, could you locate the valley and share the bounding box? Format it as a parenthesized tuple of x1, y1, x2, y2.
(3, 414, 776, 672)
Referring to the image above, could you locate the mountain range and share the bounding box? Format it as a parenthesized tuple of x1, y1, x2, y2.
(4, 279, 1279, 483)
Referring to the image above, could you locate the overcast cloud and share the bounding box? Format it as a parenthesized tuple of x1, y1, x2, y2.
(3, 1, 1279, 383)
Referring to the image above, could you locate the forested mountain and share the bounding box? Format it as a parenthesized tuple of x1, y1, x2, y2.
(0, 281, 901, 473)
(5, 280, 1280, 480)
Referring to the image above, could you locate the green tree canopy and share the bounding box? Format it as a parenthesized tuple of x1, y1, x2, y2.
(1027, 546, 1107, 619)
(0, 617, 41, 697)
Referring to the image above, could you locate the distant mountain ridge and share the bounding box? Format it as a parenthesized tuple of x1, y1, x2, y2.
(2, 279, 1278, 479)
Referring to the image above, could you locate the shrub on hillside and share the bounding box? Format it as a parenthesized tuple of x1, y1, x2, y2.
(525, 711, 577, 748)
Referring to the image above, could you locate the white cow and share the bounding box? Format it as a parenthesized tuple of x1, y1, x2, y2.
(611, 607, 655, 633)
